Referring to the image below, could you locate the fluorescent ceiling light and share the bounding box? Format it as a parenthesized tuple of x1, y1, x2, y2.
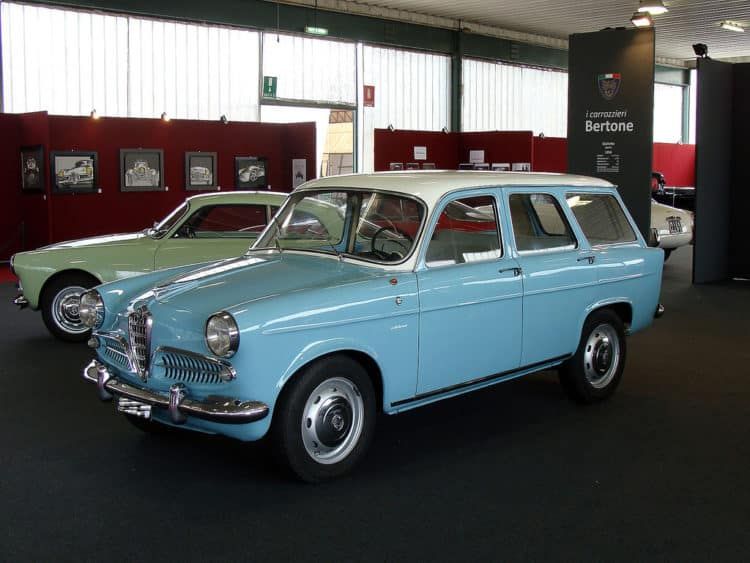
(720, 21, 745, 33)
(638, 0, 668, 15)
(304, 26, 328, 36)
(631, 11, 654, 27)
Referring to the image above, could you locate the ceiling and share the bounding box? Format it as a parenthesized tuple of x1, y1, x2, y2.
(293, 0, 750, 64)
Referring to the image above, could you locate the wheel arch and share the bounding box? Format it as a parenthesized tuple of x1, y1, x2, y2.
(581, 299, 633, 333)
(276, 348, 385, 414)
(40, 268, 103, 302)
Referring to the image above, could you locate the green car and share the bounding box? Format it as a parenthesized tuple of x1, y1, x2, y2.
(11, 191, 288, 341)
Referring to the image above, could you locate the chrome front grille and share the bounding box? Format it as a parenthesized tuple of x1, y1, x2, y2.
(103, 339, 131, 370)
(156, 348, 235, 384)
(128, 307, 152, 378)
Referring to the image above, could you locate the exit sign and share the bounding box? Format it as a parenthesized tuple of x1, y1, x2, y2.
(263, 76, 278, 98)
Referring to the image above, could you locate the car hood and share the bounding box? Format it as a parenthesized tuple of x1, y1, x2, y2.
(147, 252, 384, 316)
(40, 232, 148, 250)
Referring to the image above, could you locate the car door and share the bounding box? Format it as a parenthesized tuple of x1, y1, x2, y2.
(416, 190, 523, 396)
(564, 191, 645, 285)
(154, 203, 270, 269)
(506, 189, 598, 366)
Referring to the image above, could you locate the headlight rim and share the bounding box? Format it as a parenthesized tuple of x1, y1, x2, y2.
(79, 289, 104, 329)
(205, 311, 240, 358)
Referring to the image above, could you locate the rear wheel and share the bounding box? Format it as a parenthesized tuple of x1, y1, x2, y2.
(272, 355, 376, 482)
(559, 309, 626, 404)
(40, 272, 98, 341)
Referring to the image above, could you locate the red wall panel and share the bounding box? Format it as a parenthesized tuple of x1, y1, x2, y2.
(532, 136, 568, 173)
(459, 131, 534, 167)
(0, 114, 22, 260)
(652, 142, 695, 186)
(374, 129, 460, 171)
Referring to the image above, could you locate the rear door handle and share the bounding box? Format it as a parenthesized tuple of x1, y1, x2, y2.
(498, 267, 522, 276)
(577, 255, 596, 264)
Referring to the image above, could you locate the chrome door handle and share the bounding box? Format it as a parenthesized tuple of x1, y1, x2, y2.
(498, 267, 522, 276)
(577, 255, 596, 264)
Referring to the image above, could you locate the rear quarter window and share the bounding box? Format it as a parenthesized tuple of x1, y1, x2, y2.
(566, 193, 637, 245)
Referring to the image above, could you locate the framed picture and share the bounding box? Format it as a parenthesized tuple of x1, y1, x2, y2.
(491, 163, 511, 171)
(50, 151, 98, 193)
(421, 162, 436, 170)
(20, 145, 44, 191)
(473, 163, 490, 171)
(512, 162, 532, 172)
(120, 149, 165, 192)
(458, 163, 474, 170)
(185, 152, 218, 191)
(389, 162, 404, 171)
(405, 162, 420, 170)
(235, 156, 267, 189)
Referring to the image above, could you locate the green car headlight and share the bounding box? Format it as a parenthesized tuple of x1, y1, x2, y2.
(205, 312, 240, 358)
(79, 290, 104, 329)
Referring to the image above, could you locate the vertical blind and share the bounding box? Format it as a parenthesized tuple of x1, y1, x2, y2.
(1, 2, 260, 121)
(653, 82, 684, 143)
(360, 45, 451, 172)
(262, 34, 356, 104)
(462, 58, 568, 137)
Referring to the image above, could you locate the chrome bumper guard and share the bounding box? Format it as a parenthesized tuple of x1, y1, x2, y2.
(654, 303, 665, 319)
(14, 295, 29, 309)
(83, 359, 269, 425)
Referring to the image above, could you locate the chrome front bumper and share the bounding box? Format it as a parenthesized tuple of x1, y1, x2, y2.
(82, 359, 269, 425)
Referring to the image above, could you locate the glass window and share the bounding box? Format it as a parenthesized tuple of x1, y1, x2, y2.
(177, 204, 267, 238)
(566, 193, 637, 246)
(255, 190, 425, 264)
(510, 194, 576, 252)
(426, 196, 501, 267)
(462, 58, 568, 137)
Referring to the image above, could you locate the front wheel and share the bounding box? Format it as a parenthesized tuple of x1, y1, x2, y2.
(40, 273, 98, 341)
(559, 309, 627, 404)
(272, 355, 376, 482)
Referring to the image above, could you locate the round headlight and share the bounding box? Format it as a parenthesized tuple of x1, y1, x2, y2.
(205, 312, 239, 358)
(79, 290, 104, 328)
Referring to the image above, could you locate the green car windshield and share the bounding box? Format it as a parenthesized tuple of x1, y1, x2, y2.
(148, 202, 189, 238)
(253, 190, 425, 264)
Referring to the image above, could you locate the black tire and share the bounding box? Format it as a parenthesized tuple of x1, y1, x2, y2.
(663, 248, 673, 261)
(272, 355, 376, 483)
(40, 272, 99, 342)
(559, 309, 627, 404)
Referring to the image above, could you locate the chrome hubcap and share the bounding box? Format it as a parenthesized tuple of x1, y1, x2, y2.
(301, 377, 363, 465)
(51, 285, 88, 334)
(583, 323, 620, 389)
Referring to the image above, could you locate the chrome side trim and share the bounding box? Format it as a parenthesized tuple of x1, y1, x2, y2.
(82, 360, 267, 424)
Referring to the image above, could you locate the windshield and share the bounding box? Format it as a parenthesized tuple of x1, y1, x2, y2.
(149, 202, 188, 238)
(253, 190, 425, 263)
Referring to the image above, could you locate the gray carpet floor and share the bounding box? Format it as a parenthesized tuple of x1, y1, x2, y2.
(1, 246, 749, 561)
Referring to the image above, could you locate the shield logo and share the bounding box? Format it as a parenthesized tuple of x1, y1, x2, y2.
(598, 73, 621, 101)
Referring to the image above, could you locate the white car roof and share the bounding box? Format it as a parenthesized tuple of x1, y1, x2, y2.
(297, 171, 615, 208)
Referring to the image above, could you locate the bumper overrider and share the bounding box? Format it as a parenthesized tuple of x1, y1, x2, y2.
(82, 359, 269, 425)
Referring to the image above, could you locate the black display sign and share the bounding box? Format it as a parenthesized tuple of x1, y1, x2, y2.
(567, 28, 655, 238)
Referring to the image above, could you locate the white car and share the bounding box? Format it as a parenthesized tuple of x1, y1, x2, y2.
(651, 200, 693, 261)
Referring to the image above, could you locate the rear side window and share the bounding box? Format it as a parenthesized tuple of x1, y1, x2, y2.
(509, 193, 576, 252)
(566, 193, 637, 246)
(178, 204, 268, 238)
(425, 195, 502, 267)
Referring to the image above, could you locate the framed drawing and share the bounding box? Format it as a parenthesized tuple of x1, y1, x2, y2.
(50, 151, 98, 193)
(234, 156, 267, 189)
(512, 162, 532, 172)
(120, 149, 165, 192)
(21, 145, 44, 191)
(388, 162, 403, 171)
(185, 152, 218, 191)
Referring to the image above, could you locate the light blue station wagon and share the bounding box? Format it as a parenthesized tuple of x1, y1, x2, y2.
(80, 171, 664, 481)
